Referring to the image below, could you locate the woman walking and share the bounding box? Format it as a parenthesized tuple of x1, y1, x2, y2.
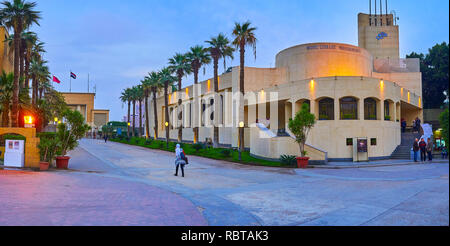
(174, 144, 187, 177)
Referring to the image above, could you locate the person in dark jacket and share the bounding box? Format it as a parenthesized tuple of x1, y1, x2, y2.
(401, 119, 407, 133)
(412, 138, 420, 162)
(419, 138, 427, 162)
(426, 138, 433, 161)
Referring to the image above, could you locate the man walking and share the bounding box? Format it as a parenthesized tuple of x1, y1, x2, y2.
(412, 138, 420, 162)
(426, 138, 433, 162)
(419, 138, 427, 162)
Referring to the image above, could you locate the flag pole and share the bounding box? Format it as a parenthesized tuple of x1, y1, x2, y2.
(88, 73, 90, 93)
(70, 70, 72, 92)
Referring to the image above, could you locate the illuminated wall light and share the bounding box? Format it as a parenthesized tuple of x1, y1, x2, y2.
(185, 88, 189, 97)
(169, 94, 171, 103)
(24, 116, 33, 124)
(207, 80, 211, 92)
(407, 91, 410, 103)
(401, 87, 404, 97)
(310, 79, 315, 90)
(380, 80, 384, 89)
(418, 97, 422, 108)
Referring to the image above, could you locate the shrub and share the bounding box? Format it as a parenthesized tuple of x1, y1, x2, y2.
(280, 155, 297, 166)
(145, 139, 153, 145)
(220, 149, 232, 157)
(192, 143, 204, 152)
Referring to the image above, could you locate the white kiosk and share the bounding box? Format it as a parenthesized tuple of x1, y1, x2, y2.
(4, 140, 25, 167)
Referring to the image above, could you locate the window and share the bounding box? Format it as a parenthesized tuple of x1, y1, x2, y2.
(364, 98, 377, 120)
(340, 97, 358, 120)
(384, 100, 391, 121)
(346, 138, 353, 146)
(371, 138, 377, 146)
(318, 98, 334, 120)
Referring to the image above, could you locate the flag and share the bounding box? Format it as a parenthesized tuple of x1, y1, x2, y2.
(70, 72, 77, 79)
(52, 76, 61, 83)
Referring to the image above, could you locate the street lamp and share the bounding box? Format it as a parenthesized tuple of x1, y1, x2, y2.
(238, 121, 244, 161)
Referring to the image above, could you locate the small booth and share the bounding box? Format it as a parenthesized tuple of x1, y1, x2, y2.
(4, 140, 25, 167)
(353, 137, 369, 162)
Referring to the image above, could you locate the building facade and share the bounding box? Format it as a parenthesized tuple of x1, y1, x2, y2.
(146, 9, 423, 162)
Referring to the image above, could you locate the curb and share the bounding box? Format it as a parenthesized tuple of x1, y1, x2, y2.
(309, 160, 449, 169)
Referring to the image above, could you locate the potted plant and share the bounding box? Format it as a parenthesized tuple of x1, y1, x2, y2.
(37, 136, 59, 171)
(55, 109, 90, 169)
(288, 103, 316, 168)
(385, 115, 391, 121)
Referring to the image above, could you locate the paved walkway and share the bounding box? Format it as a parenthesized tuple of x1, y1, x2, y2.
(1, 138, 448, 226)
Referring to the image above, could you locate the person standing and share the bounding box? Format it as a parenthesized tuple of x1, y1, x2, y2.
(412, 138, 420, 162)
(104, 134, 108, 143)
(415, 117, 421, 133)
(174, 144, 187, 177)
(401, 119, 406, 133)
(426, 138, 433, 162)
(419, 138, 427, 162)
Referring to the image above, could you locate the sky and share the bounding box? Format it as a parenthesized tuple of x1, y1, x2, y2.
(26, 0, 449, 121)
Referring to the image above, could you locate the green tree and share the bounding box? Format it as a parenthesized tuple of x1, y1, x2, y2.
(288, 104, 316, 157)
(158, 67, 177, 148)
(0, 70, 13, 127)
(56, 109, 90, 156)
(120, 88, 132, 138)
(407, 42, 449, 109)
(206, 33, 235, 147)
(186, 45, 211, 143)
(168, 53, 192, 143)
(146, 71, 163, 140)
(0, 0, 41, 127)
(232, 21, 257, 154)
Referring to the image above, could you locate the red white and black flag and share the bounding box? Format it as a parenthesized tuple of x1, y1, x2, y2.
(70, 72, 77, 79)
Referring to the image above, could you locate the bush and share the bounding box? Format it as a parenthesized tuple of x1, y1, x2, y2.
(220, 149, 232, 157)
(280, 155, 297, 166)
(192, 143, 204, 152)
(145, 139, 153, 145)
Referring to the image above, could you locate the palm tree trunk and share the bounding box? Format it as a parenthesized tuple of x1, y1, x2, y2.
(193, 67, 199, 143)
(127, 101, 131, 138)
(19, 46, 25, 89)
(178, 75, 183, 143)
(164, 82, 170, 148)
(25, 51, 31, 90)
(1, 102, 9, 127)
(239, 43, 245, 154)
(132, 100, 136, 137)
(152, 88, 159, 140)
(11, 23, 22, 127)
(39, 87, 43, 99)
(139, 99, 143, 137)
(213, 55, 219, 148)
(31, 75, 36, 106)
(144, 91, 150, 139)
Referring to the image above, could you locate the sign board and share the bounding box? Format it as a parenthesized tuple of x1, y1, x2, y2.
(357, 139, 368, 153)
(4, 140, 25, 167)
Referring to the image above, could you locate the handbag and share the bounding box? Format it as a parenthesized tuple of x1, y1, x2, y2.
(181, 150, 189, 165)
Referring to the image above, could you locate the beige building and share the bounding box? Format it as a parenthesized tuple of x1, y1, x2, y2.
(147, 9, 423, 163)
(61, 92, 110, 131)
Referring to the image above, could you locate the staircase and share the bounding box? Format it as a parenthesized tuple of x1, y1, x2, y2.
(391, 132, 422, 159)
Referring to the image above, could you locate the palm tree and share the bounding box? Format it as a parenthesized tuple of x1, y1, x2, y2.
(232, 21, 257, 156)
(29, 57, 48, 106)
(141, 77, 150, 138)
(136, 84, 144, 137)
(0, 70, 14, 127)
(147, 71, 162, 140)
(206, 33, 235, 147)
(22, 31, 37, 89)
(0, 0, 41, 127)
(120, 88, 132, 138)
(129, 86, 139, 137)
(158, 67, 177, 148)
(168, 53, 192, 143)
(186, 45, 211, 143)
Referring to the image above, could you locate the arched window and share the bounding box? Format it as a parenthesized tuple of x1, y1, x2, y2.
(364, 98, 377, 120)
(340, 97, 358, 120)
(384, 100, 391, 121)
(318, 98, 334, 120)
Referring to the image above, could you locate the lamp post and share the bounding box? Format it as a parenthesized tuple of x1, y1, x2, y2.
(238, 121, 244, 161)
(127, 122, 131, 137)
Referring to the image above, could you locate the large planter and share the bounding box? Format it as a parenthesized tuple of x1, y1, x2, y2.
(55, 156, 71, 169)
(39, 162, 49, 171)
(296, 157, 310, 168)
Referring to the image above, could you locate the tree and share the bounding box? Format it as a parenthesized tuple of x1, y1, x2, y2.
(120, 88, 132, 138)
(232, 21, 257, 154)
(0, 70, 13, 127)
(186, 45, 211, 143)
(288, 104, 316, 157)
(136, 84, 144, 137)
(206, 33, 235, 147)
(147, 71, 162, 140)
(158, 67, 177, 148)
(35, 88, 67, 131)
(168, 53, 192, 143)
(407, 42, 449, 109)
(0, 0, 41, 127)
(56, 109, 90, 156)
(141, 77, 151, 138)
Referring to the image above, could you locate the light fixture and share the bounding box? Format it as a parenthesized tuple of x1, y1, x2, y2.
(24, 115, 33, 124)
(239, 121, 244, 128)
(165, 122, 169, 127)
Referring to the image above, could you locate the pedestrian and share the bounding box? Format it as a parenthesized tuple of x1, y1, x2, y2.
(426, 138, 433, 162)
(415, 117, 421, 133)
(419, 138, 427, 162)
(401, 119, 406, 133)
(104, 134, 108, 143)
(174, 144, 187, 177)
(412, 138, 420, 162)
(442, 146, 448, 159)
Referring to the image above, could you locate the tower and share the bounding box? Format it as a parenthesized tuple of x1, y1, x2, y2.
(358, 0, 399, 59)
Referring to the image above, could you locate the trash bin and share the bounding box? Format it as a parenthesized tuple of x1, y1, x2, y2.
(410, 148, 414, 160)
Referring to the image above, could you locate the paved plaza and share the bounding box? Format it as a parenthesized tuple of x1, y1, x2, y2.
(0, 139, 448, 226)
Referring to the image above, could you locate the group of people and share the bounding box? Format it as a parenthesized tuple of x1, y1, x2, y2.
(400, 117, 421, 133)
(412, 137, 433, 162)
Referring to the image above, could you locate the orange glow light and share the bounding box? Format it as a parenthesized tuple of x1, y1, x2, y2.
(207, 80, 211, 91)
(380, 80, 384, 89)
(185, 88, 189, 97)
(418, 97, 422, 107)
(310, 79, 315, 90)
(401, 87, 404, 97)
(407, 91, 411, 103)
(24, 116, 33, 124)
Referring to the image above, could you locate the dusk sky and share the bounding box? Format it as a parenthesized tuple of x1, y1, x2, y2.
(29, 0, 449, 121)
